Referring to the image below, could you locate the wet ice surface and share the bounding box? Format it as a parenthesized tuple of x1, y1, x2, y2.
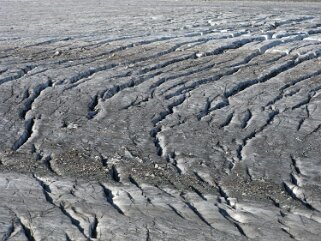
(1, 0, 321, 240)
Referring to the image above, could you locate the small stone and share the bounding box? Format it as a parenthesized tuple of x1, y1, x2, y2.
(196, 52, 205, 58)
(53, 50, 62, 56)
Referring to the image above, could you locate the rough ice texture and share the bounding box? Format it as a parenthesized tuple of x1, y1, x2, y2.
(1, 0, 321, 240)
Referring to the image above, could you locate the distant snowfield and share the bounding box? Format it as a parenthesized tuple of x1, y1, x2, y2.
(1, 0, 321, 240)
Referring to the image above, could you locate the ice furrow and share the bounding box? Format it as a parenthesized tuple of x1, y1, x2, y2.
(190, 186, 207, 201)
(0, 65, 36, 86)
(167, 204, 185, 219)
(150, 96, 186, 157)
(18, 217, 37, 241)
(162, 38, 296, 104)
(220, 112, 234, 129)
(217, 207, 247, 237)
(33, 176, 89, 239)
(59, 205, 88, 239)
(283, 182, 316, 211)
(19, 79, 53, 119)
(238, 110, 279, 161)
(291, 94, 312, 110)
(99, 183, 125, 215)
(265, 68, 321, 107)
(69, 64, 117, 84)
(1, 222, 14, 241)
(206, 50, 321, 119)
(87, 94, 99, 120)
(240, 109, 252, 129)
(184, 201, 213, 228)
(12, 118, 35, 151)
